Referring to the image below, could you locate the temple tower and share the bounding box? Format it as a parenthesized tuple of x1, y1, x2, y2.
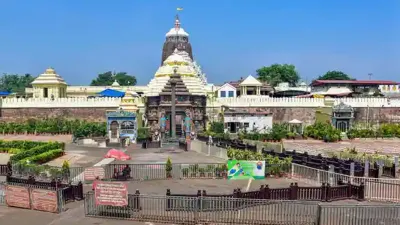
(161, 15, 193, 65)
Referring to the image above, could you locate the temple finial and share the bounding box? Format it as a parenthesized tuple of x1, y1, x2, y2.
(174, 14, 180, 29)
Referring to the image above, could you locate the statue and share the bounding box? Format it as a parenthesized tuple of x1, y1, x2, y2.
(159, 110, 167, 139)
(150, 121, 161, 142)
(184, 109, 192, 135)
(142, 113, 148, 127)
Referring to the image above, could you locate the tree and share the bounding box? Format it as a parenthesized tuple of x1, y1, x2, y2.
(317, 71, 352, 80)
(90, 71, 137, 86)
(0, 73, 35, 94)
(256, 64, 300, 87)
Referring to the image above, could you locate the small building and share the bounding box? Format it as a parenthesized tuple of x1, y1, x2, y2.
(223, 108, 273, 133)
(221, 75, 274, 97)
(273, 82, 311, 97)
(217, 83, 236, 98)
(31, 68, 67, 98)
(106, 109, 138, 144)
(310, 80, 399, 97)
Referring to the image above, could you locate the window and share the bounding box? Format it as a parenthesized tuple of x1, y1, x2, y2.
(121, 121, 135, 130)
(244, 123, 249, 128)
(228, 91, 234, 97)
(220, 91, 226, 97)
(43, 88, 48, 98)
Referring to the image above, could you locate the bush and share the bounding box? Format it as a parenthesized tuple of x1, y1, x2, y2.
(347, 123, 400, 139)
(238, 123, 289, 142)
(10, 142, 64, 162)
(304, 122, 341, 142)
(22, 149, 64, 164)
(209, 122, 224, 134)
(0, 140, 48, 150)
(166, 157, 172, 178)
(0, 118, 106, 137)
(137, 127, 150, 142)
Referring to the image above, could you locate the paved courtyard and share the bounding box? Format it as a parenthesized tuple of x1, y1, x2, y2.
(284, 139, 400, 156)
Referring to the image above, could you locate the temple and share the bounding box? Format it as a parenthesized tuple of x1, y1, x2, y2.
(161, 15, 193, 65)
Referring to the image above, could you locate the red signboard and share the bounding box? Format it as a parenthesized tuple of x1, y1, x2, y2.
(94, 181, 128, 206)
(30, 189, 58, 213)
(84, 167, 105, 181)
(5, 185, 30, 209)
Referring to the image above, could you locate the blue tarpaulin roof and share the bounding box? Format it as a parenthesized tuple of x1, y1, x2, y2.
(98, 89, 125, 97)
(0, 91, 11, 96)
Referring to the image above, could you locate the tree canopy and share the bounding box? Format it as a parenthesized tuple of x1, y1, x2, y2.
(0, 73, 35, 94)
(90, 71, 137, 86)
(256, 64, 300, 87)
(317, 71, 353, 80)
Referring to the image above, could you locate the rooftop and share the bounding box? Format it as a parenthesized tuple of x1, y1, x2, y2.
(311, 80, 399, 86)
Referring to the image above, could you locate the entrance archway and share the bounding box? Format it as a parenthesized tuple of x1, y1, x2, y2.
(110, 121, 119, 138)
(336, 121, 349, 132)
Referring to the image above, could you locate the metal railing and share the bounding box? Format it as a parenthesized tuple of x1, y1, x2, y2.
(84, 191, 400, 225)
(292, 163, 400, 202)
(84, 191, 319, 225)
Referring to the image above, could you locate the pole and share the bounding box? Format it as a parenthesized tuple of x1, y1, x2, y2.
(171, 68, 178, 139)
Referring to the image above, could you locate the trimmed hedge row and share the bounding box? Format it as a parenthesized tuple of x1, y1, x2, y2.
(10, 142, 64, 162)
(23, 149, 64, 164)
(0, 140, 49, 150)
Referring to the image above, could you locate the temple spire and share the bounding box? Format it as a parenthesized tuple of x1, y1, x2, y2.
(174, 14, 181, 30)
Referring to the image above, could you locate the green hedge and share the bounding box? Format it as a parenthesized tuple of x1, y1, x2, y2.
(347, 124, 400, 139)
(0, 140, 48, 150)
(304, 122, 341, 142)
(22, 149, 64, 164)
(10, 142, 64, 162)
(0, 118, 106, 138)
(0, 148, 21, 154)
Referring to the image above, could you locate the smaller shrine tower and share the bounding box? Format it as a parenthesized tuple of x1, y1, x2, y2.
(161, 15, 193, 65)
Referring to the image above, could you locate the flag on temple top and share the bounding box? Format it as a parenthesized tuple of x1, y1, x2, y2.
(177, 7, 183, 11)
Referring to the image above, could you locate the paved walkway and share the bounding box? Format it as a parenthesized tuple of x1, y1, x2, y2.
(284, 139, 400, 156)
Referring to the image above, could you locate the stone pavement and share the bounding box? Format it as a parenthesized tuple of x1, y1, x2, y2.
(284, 139, 400, 156)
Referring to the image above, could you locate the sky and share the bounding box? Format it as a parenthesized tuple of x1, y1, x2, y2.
(1, 0, 399, 85)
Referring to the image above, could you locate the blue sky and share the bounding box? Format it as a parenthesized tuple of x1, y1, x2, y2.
(1, 0, 399, 85)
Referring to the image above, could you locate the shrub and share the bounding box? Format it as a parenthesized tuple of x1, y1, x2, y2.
(22, 149, 64, 164)
(137, 127, 151, 142)
(166, 157, 172, 178)
(304, 122, 341, 142)
(10, 142, 64, 162)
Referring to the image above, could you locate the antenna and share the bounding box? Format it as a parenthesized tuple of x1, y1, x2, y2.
(368, 73, 373, 80)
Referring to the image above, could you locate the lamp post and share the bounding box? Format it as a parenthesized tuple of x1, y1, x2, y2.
(170, 65, 179, 139)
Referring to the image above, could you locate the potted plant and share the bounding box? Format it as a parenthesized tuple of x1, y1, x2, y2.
(181, 168, 189, 177)
(189, 164, 199, 177)
(221, 164, 228, 178)
(206, 165, 215, 177)
(166, 157, 172, 178)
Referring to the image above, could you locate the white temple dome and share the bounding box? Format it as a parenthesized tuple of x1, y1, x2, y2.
(111, 80, 120, 87)
(166, 28, 189, 37)
(31, 67, 67, 85)
(164, 49, 188, 65)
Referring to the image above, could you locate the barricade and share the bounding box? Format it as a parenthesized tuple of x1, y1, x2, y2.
(291, 163, 400, 202)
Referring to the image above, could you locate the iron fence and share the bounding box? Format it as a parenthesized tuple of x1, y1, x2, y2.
(0, 182, 5, 205)
(318, 205, 400, 225)
(84, 191, 319, 224)
(291, 163, 400, 202)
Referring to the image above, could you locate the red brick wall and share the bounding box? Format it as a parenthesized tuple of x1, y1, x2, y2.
(0, 107, 118, 122)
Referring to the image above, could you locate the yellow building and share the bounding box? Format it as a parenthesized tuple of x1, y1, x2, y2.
(31, 67, 67, 98)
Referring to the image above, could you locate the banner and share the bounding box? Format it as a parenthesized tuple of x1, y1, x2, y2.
(94, 181, 128, 206)
(227, 160, 265, 180)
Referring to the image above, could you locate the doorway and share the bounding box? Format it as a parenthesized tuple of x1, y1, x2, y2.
(110, 121, 119, 138)
(336, 120, 349, 132)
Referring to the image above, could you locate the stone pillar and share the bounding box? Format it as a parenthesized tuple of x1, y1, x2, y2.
(328, 165, 335, 186)
(364, 160, 369, 177)
(170, 70, 178, 139)
(395, 157, 399, 178)
(378, 162, 383, 178)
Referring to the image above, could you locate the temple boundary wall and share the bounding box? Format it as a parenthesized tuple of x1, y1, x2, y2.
(0, 97, 399, 108)
(213, 97, 400, 107)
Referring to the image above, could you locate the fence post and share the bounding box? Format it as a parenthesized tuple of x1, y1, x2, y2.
(378, 162, 383, 178)
(166, 189, 171, 211)
(321, 183, 327, 201)
(265, 185, 270, 199)
(259, 185, 264, 199)
(394, 157, 399, 178)
(289, 183, 298, 200)
(350, 162, 355, 184)
(347, 181, 352, 198)
(291, 163, 294, 178)
(358, 182, 365, 201)
(326, 183, 331, 202)
(197, 190, 202, 212)
(316, 204, 322, 225)
(328, 165, 334, 186)
(364, 160, 369, 177)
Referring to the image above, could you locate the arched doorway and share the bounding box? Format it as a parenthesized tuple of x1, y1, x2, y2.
(336, 121, 349, 132)
(110, 121, 119, 138)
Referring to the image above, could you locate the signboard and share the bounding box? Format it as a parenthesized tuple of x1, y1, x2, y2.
(30, 189, 58, 213)
(84, 167, 105, 181)
(5, 185, 30, 209)
(94, 181, 128, 206)
(227, 160, 265, 180)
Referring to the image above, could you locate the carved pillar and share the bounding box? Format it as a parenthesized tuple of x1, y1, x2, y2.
(170, 69, 179, 139)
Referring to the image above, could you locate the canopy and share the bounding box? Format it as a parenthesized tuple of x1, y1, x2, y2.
(98, 89, 125, 98)
(104, 149, 131, 161)
(0, 91, 11, 96)
(289, 119, 303, 124)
